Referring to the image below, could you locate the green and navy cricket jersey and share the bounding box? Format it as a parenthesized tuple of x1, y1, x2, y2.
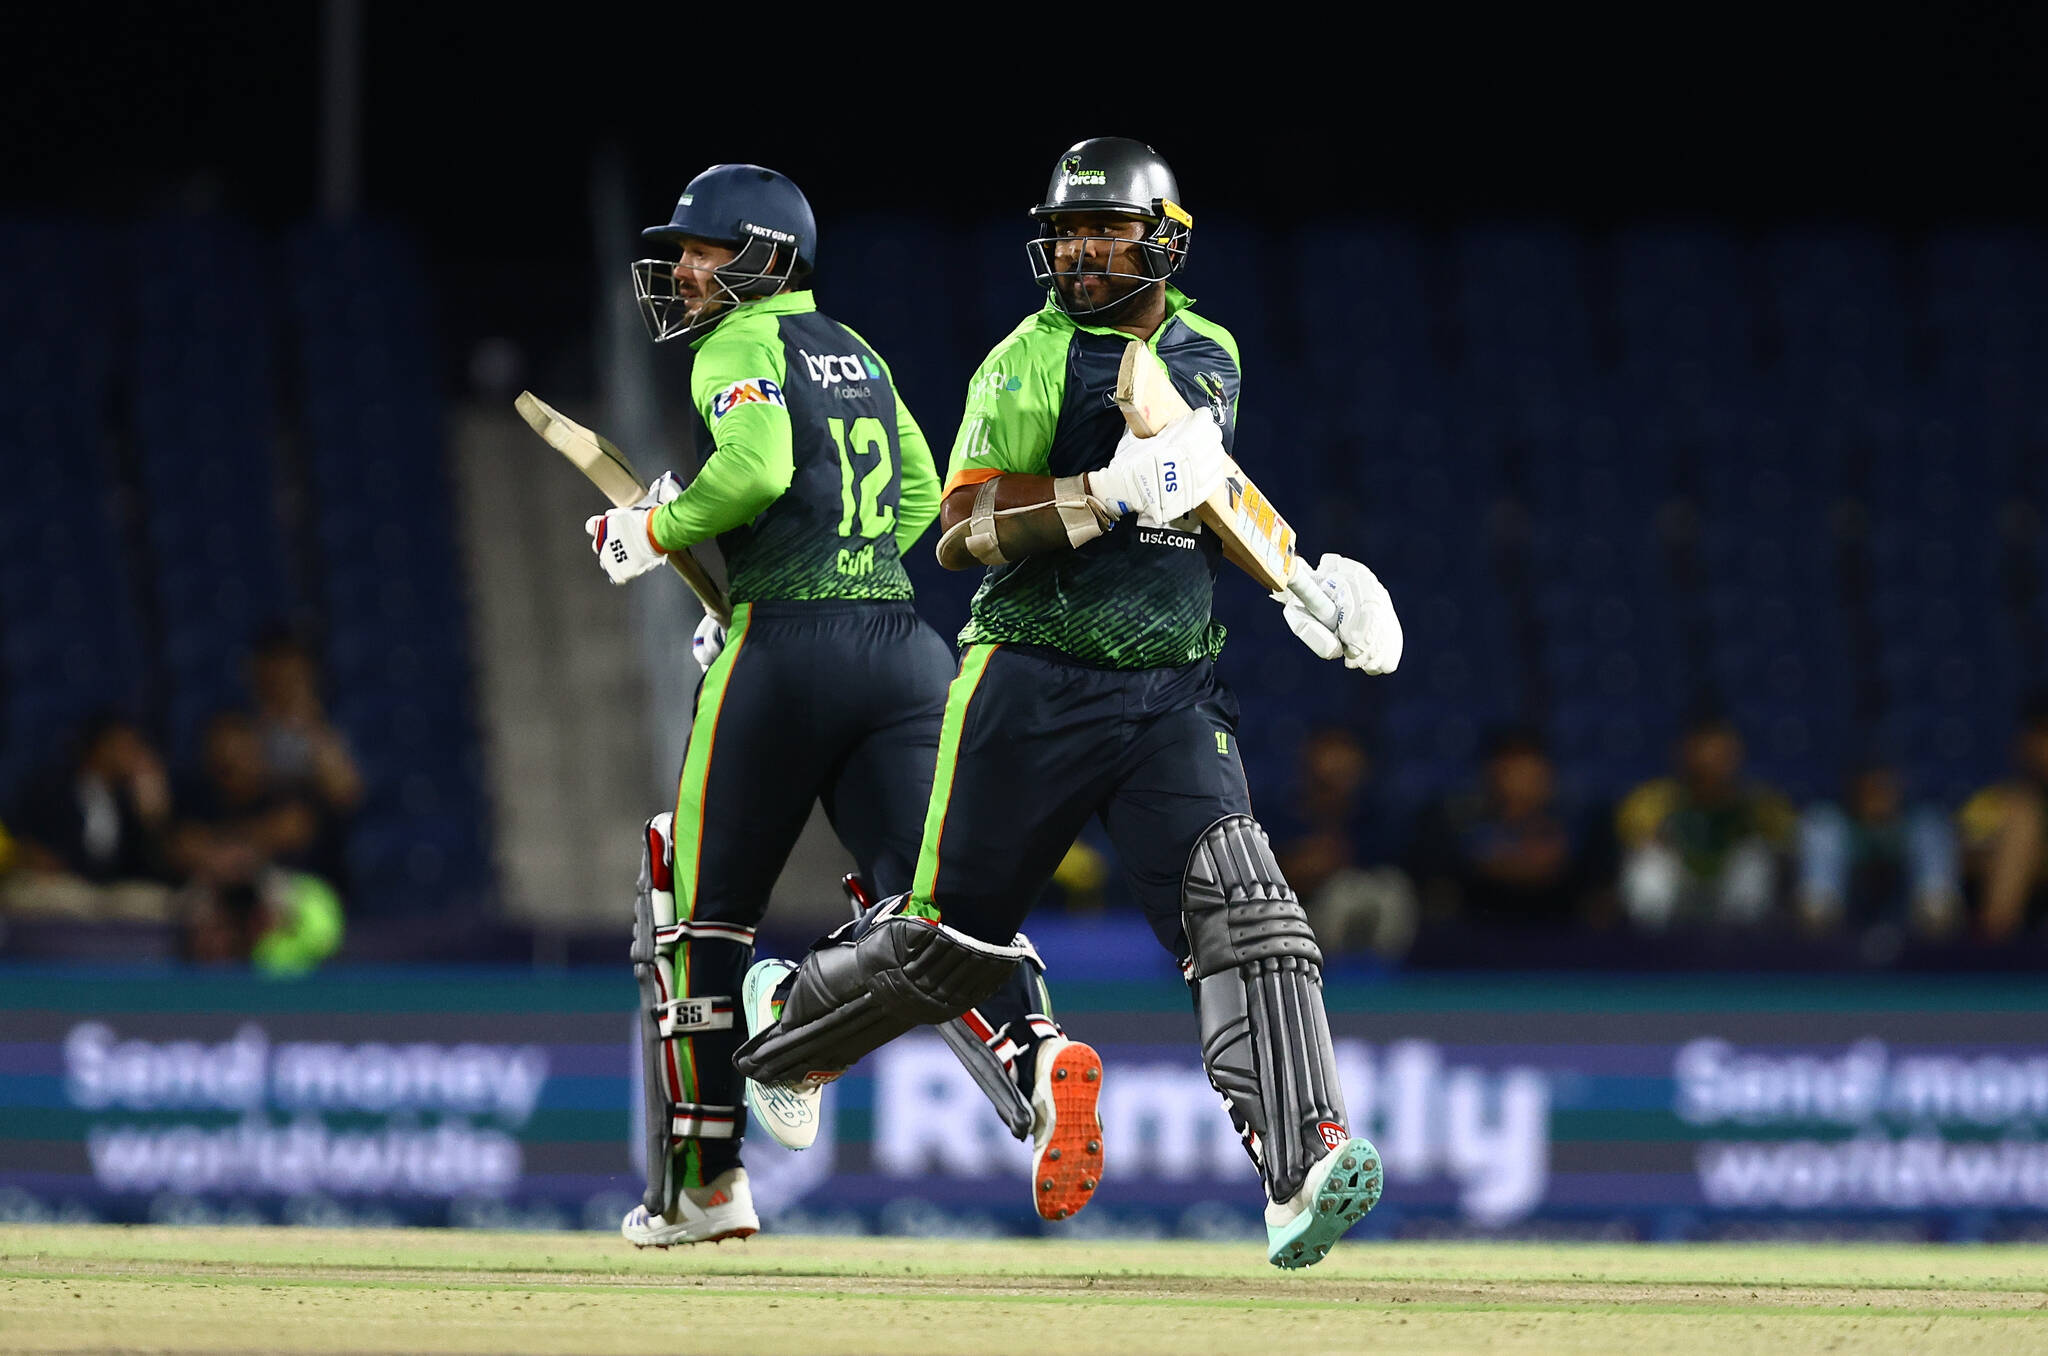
(650, 291, 941, 603)
(944, 286, 1241, 669)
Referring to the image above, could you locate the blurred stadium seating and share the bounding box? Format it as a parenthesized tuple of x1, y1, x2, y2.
(1, 213, 492, 925)
(1, 210, 2043, 930)
(834, 216, 2047, 823)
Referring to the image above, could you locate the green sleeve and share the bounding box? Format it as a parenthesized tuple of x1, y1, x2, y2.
(944, 321, 1065, 487)
(650, 326, 793, 552)
(893, 397, 941, 555)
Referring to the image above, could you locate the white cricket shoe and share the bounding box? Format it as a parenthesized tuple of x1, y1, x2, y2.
(1264, 1136, 1383, 1269)
(741, 958, 825, 1150)
(620, 1167, 757, 1247)
(1028, 1035, 1104, 1221)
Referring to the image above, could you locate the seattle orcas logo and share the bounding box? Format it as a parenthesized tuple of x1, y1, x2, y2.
(1061, 155, 1106, 188)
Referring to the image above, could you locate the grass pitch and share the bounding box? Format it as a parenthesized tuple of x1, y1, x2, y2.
(2, 1225, 2043, 1354)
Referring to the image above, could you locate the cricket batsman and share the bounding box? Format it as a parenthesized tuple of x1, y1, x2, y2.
(734, 139, 1402, 1269)
(588, 164, 1105, 1247)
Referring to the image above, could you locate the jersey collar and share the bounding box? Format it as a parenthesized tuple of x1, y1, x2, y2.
(1040, 284, 1193, 346)
(689, 289, 818, 349)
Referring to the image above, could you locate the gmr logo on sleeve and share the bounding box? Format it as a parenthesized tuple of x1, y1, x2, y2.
(710, 377, 786, 421)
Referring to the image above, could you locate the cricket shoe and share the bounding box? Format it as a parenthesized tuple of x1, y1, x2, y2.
(1029, 1036, 1105, 1221)
(1264, 1136, 1383, 1270)
(741, 958, 826, 1150)
(621, 1167, 757, 1247)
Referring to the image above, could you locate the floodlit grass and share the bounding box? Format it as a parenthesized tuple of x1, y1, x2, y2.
(3, 1225, 2043, 1353)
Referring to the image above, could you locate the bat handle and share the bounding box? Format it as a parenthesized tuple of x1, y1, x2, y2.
(1286, 563, 1344, 631)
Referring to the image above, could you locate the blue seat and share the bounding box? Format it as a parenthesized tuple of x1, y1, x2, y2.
(1296, 223, 1435, 383)
(1612, 227, 1758, 378)
(1926, 230, 2046, 391)
(826, 216, 968, 431)
(1454, 225, 1594, 382)
(969, 220, 1045, 354)
(286, 218, 493, 916)
(1178, 219, 1273, 358)
(0, 222, 144, 783)
(1550, 697, 1676, 803)
(1763, 229, 1909, 387)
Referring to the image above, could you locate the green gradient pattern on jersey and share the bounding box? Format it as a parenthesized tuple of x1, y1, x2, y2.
(946, 289, 1241, 669)
(681, 292, 936, 603)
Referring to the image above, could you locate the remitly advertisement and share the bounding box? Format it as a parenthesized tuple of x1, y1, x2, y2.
(3, 968, 2045, 1238)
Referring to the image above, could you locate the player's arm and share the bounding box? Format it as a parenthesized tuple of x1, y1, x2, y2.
(892, 397, 942, 556)
(934, 473, 1107, 569)
(649, 336, 794, 552)
(935, 410, 1228, 569)
(931, 334, 1226, 570)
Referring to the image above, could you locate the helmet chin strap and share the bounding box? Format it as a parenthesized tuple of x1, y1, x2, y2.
(1052, 271, 1160, 323)
(715, 238, 794, 301)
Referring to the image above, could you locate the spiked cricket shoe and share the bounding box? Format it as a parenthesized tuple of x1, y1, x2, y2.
(1264, 1136, 1383, 1269)
(1029, 1036, 1105, 1221)
(621, 1167, 758, 1247)
(741, 958, 825, 1150)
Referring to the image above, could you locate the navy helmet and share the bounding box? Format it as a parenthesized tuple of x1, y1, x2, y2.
(634, 164, 818, 342)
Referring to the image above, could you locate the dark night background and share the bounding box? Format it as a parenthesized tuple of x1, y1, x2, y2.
(7, 3, 2045, 365)
(7, 1, 2048, 969)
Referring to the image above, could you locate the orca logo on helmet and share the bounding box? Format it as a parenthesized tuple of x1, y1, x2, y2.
(1060, 155, 1107, 187)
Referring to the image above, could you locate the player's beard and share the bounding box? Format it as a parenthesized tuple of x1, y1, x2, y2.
(1054, 269, 1155, 323)
(677, 290, 731, 330)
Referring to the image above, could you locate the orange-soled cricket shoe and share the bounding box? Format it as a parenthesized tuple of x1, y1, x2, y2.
(1029, 1037, 1105, 1222)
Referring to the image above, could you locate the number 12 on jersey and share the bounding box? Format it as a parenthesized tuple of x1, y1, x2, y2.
(829, 416, 896, 539)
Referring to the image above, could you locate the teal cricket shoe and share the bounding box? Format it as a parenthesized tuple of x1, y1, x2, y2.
(740, 958, 824, 1150)
(1264, 1137, 1384, 1270)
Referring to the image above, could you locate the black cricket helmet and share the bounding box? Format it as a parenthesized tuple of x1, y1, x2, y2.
(633, 164, 818, 342)
(1027, 137, 1193, 319)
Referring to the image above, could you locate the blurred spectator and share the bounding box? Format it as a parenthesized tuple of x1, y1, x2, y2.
(1047, 837, 1110, 914)
(1616, 713, 1795, 929)
(8, 714, 175, 884)
(172, 710, 324, 887)
(1271, 726, 1415, 957)
(1408, 727, 1599, 928)
(1797, 764, 1961, 953)
(185, 871, 345, 975)
(172, 709, 345, 970)
(1957, 694, 2048, 941)
(247, 628, 361, 884)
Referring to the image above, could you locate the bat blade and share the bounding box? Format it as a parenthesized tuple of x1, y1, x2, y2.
(513, 390, 732, 625)
(1111, 342, 1329, 624)
(1112, 339, 1192, 436)
(513, 391, 644, 506)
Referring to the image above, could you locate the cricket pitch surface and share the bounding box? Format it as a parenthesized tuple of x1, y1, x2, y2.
(4, 1225, 2043, 1354)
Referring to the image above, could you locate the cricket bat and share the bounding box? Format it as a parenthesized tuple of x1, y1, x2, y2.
(513, 390, 732, 626)
(1112, 342, 1340, 629)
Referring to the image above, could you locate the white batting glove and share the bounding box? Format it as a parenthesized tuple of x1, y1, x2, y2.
(1087, 408, 1228, 528)
(586, 505, 666, 584)
(631, 471, 684, 511)
(1275, 553, 1404, 674)
(691, 612, 726, 672)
